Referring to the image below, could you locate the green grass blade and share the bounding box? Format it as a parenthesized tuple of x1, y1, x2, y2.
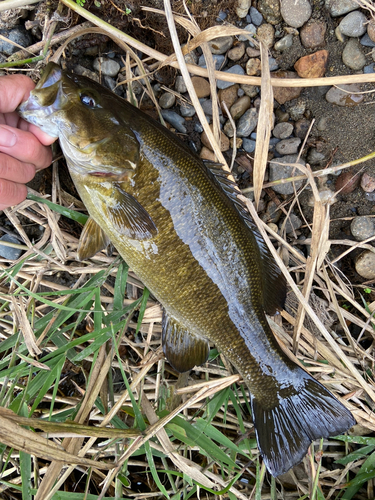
(27, 193, 89, 225)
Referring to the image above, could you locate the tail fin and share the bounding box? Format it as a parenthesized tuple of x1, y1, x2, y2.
(251, 370, 355, 477)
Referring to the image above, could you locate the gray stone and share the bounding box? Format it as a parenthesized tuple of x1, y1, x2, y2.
(223, 120, 234, 138)
(280, 0, 312, 28)
(325, 0, 358, 16)
(350, 216, 375, 241)
(236, 0, 252, 18)
(288, 101, 306, 121)
(201, 99, 222, 116)
(326, 84, 364, 106)
(216, 10, 228, 22)
(208, 36, 234, 55)
(339, 11, 367, 37)
(355, 250, 375, 279)
(0, 234, 23, 260)
(0, 27, 32, 55)
(238, 24, 257, 43)
(275, 137, 301, 155)
(250, 6, 264, 25)
(316, 116, 328, 131)
(361, 33, 375, 47)
(269, 155, 305, 194)
(159, 92, 176, 109)
(230, 95, 251, 120)
(103, 75, 116, 91)
(180, 103, 196, 117)
(242, 138, 256, 153)
(217, 65, 245, 90)
(274, 33, 294, 51)
(268, 57, 279, 71)
(283, 213, 303, 234)
(93, 57, 120, 77)
(257, 0, 282, 24)
(237, 108, 259, 137)
(307, 148, 325, 164)
(342, 38, 366, 71)
(266, 200, 282, 223)
(241, 84, 259, 98)
(198, 54, 225, 69)
(364, 64, 375, 74)
(273, 122, 293, 139)
(161, 110, 187, 133)
(175, 76, 187, 93)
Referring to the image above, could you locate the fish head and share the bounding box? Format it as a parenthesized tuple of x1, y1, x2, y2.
(18, 62, 139, 180)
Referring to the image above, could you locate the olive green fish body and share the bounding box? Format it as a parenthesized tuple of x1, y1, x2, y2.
(19, 63, 355, 476)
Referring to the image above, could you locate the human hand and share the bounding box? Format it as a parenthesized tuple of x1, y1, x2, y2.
(0, 74, 56, 211)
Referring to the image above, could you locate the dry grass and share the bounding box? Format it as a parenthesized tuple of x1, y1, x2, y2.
(0, 0, 375, 498)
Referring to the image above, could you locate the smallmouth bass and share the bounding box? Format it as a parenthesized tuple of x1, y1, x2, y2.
(19, 62, 355, 476)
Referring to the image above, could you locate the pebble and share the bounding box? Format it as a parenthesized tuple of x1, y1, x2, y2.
(201, 127, 230, 152)
(307, 148, 325, 164)
(367, 18, 375, 43)
(216, 10, 227, 22)
(273, 122, 293, 139)
(246, 58, 261, 76)
(266, 201, 282, 223)
(284, 214, 303, 234)
(0, 27, 31, 55)
(184, 49, 198, 66)
(360, 33, 375, 48)
(342, 38, 366, 71)
(200, 146, 217, 162)
(269, 154, 305, 195)
(175, 76, 187, 93)
(103, 75, 116, 92)
(257, 23, 275, 48)
(355, 250, 375, 280)
(236, 0, 251, 17)
(198, 54, 225, 69)
(231, 137, 243, 149)
(241, 84, 259, 98)
(361, 173, 375, 193)
(219, 84, 239, 114)
(274, 34, 294, 51)
(364, 64, 375, 74)
(275, 108, 290, 122)
(238, 23, 257, 43)
(93, 57, 120, 77)
(161, 110, 187, 133)
(294, 50, 329, 78)
(242, 138, 256, 153)
(250, 6, 264, 25)
(272, 70, 302, 105)
(335, 170, 360, 193)
(0, 234, 23, 260)
(280, 0, 311, 28)
(294, 118, 311, 138)
(223, 120, 234, 137)
(325, 0, 358, 16)
(208, 36, 234, 54)
(73, 64, 100, 82)
(351, 216, 375, 241)
(300, 21, 326, 49)
(268, 57, 279, 71)
(288, 101, 306, 121)
(227, 42, 246, 61)
(275, 137, 301, 155)
(230, 95, 251, 120)
(257, 0, 282, 25)
(237, 108, 259, 137)
(316, 116, 328, 131)
(339, 11, 367, 37)
(159, 92, 176, 109)
(217, 65, 245, 90)
(326, 84, 364, 106)
(191, 76, 211, 98)
(180, 103, 196, 117)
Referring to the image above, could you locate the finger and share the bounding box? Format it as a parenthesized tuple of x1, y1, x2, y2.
(0, 112, 56, 146)
(0, 125, 52, 170)
(0, 178, 27, 210)
(0, 74, 35, 114)
(0, 153, 36, 184)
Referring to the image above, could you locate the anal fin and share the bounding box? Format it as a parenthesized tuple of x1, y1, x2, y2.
(77, 217, 110, 261)
(162, 312, 210, 373)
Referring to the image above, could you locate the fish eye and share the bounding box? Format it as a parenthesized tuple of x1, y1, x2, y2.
(80, 93, 97, 108)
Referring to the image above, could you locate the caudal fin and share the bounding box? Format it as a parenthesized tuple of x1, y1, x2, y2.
(251, 370, 355, 477)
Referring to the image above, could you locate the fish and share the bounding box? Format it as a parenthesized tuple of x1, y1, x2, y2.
(19, 62, 356, 476)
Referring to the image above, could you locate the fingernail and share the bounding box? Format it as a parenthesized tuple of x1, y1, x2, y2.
(0, 126, 16, 148)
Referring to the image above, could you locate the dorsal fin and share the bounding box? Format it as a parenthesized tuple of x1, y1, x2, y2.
(203, 161, 286, 314)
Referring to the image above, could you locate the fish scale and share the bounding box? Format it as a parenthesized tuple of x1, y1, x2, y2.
(19, 62, 356, 477)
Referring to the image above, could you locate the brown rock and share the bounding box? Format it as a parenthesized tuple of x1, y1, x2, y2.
(199, 146, 217, 162)
(361, 172, 375, 193)
(230, 137, 243, 149)
(246, 47, 261, 58)
(246, 58, 261, 76)
(300, 21, 326, 49)
(218, 84, 239, 115)
(355, 250, 375, 280)
(230, 95, 251, 120)
(335, 170, 360, 194)
(201, 125, 230, 152)
(294, 50, 328, 78)
(368, 18, 375, 43)
(227, 42, 246, 61)
(271, 71, 302, 104)
(257, 23, 275, 48)
(191, 76, 210, 98)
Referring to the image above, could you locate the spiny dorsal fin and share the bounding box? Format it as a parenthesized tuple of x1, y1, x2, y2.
(103, 184, 157, 241)
(77, 217, 110, 261)
(203, 161, 286, 314)
(162, 311, 210, 373)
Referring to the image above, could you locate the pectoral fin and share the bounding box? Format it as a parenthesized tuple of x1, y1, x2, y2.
(162, 312, 210, 373)
(104, 185, 157, 241)
(77, 217, 110, 261)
